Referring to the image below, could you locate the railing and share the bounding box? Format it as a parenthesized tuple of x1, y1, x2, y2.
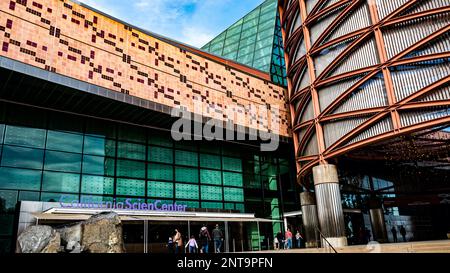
(315, 227, 338, 253)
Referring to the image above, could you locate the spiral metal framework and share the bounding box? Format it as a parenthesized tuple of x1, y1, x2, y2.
(278, 0, 450, 182)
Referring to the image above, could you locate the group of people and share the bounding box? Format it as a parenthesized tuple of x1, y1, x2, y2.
(167, 224, 224, 254)
(274, 228, 304, 250)
(391, 225, 408, 243)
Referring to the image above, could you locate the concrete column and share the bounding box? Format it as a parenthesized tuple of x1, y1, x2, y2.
(300, 192, 319, 248)
(313, 164, 348, 248)
(368, 198, 388, 243)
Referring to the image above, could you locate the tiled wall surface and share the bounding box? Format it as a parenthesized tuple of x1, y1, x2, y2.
(0, 0, 290, 136)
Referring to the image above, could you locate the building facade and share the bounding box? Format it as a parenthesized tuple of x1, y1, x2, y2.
(279, 0, 449, 247)
(0, 0, 299, 253)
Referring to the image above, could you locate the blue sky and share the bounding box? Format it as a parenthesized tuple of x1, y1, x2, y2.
(80, 0, 264, 48)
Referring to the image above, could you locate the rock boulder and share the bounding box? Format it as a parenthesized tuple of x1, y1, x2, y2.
(81, 212, 125, 253)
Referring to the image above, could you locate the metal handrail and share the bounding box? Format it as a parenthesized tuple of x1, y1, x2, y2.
(315, 227, 338, 254)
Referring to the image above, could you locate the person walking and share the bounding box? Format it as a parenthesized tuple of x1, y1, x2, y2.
(199, 226, 211, 253)
(173, 229, 183, 254)
(212, 224, 224, 253)
(400, 225, 407, 242)
(185, 235, 199, 254)
(285, 228, 293, 250)
(295, 230, 303, 248)
(391, 226, 398, 243)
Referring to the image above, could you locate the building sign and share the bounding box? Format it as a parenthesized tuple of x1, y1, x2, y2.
(59, 196, 187, 212)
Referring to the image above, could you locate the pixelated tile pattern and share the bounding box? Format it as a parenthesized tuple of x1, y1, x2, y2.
(0, 0, 290, 136)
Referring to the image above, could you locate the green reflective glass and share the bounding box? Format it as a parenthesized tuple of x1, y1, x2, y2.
(149, 146, 173, 164)
(0, 124, 5, 143)
(82, 155, 115, 176)
(4, 126, 46, 148)
(117, 141, 145, 160)
(0, 190, 18, 212)
(175, 150, 198, 167)
(175, 167, 198, 183)
(0, 167, 41, 191)
(224, 187, 244, 202)
(19, 191, 40, 201)
(175, 200, 199, 209)
(235, 203, 245, 212)
(200, 169, 222, 185)
(223, 172, 244, 187)
(148, 181, 173, 198)
(148, 163, 173, 181)
(224, 203, 235, 210)
(42, 171, 80, 193)
(201, 185, 222, 201)
(201, 202, 223, 209)
(84, 136, 116, 157)
(41, 192, 78, 203)
(46, 131, 83, 153)
(200, 153, 221, 169)
(44, 151, 82, 173)
(175, 183, 199, 200)
(116, 159, 145, 178)
(1, 145, 44, 169)
(222, 157, 242, 172)
(116, 178, 145, 197)
(81, 175, 114, 195)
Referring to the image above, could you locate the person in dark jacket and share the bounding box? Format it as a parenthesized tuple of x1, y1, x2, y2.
(212, 224, 224, 253)
(276, 231, 284, 250)
(400, 225, 407, 242)
(391, 226, 398, 243)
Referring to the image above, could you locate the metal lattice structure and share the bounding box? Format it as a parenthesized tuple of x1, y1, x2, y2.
(278, 0, 450, 183)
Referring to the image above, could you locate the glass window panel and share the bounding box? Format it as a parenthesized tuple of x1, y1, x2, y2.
(117, 159, 145, 179)
(148, 181, 173, 198)
(148, 133, 173, 147)
(175, 200, 199, 209)
(258, 18, 275, 31)
(82, 155, 115, 176)
(175, 150, 198, 167)
(44, 151, 82, 173)
(81, 175, 114, 195)
(199, 144, 221, 154)
(116, 178, 145, 197)
(201, 185, 223, 201)
(148, 163, 173, 181)
(0, 190, 18, 212)
(175, 183, 199, 200)
(224, 187, 244, 202)
(223, 172, 244, 187)
(222, 43, 239, 54)
(117, 141, 146, 160)
(242, 18, 259, 30)
(226, 25, 242, 37)
(42, 171, 80, 193)
(149, 146, 173, 164)
(4, 126, 46, 148)
(238, 44, 256, 56)
(237, 54, 255, 65)
(224, 203, 235, 210)
(174, 141, 197, 151)
(200, 169, 222, 185)
(222, 157, 242, 172)
(235, 203, 245, 212)
(175, 167, 198, 183)
(241, 27, 258, 40)
(0, 124, 4, 143)
(41, 192, 78, 203)
(243, 173, 261, 189)
(80, 195, 114, 203)
(223, 52, 238, 60)
(46, 131, 83, 153)
(84, 136, 115, 157)
(0, 167, 41, 191)
(201, 202, 223, 209)
(19, 191, 40, 201)
(1, 145, 44, 169)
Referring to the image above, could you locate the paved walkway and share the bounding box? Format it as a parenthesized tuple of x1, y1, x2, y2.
(257, 240, 450, 253)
